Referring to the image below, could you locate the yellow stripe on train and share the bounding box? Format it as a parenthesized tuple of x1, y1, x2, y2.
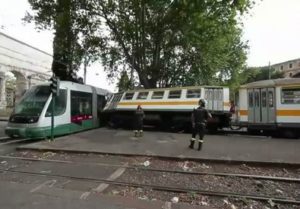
(239, 109, 300, 116)
(118, 101, 231, 106)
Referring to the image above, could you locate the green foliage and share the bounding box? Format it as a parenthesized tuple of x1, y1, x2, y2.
(227, 66, 284, 98)
(117, 71, 132, 92)
(25, 0, 253, 87)
(91, 0, 252, 88)
(25, 0, 102, 81)
(240, 66, 284, 84)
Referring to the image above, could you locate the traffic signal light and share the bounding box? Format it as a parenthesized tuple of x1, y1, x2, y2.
(50, 76, 60, 97)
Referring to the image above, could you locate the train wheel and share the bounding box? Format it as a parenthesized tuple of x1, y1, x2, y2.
(247, 128, 261, 135)
(282, 129, 298, 139)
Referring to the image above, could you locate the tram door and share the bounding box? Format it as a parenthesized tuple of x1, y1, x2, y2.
(248, 90, 254, 123)
(248, 88, 275, 124)
(214, 89, 223, 111)
(261, 89, 268, 123)
(204, 88, 223, 111)
(254, 89, 261, 123)
(205, 89, 213, 110)
(267, 88, 275, 123)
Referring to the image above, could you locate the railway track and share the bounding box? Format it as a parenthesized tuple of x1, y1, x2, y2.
(0, 137, 30, 146)
(0, 155, 299, 183)
(0, 167, 299, 205)
(0, 155, 299, 205)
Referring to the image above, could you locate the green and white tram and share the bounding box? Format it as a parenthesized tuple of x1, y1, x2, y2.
(5, 81, 110, 139)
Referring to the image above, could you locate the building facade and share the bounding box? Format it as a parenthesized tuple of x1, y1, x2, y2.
(0, 32, 52, 110)
(272, 58, 300, 78)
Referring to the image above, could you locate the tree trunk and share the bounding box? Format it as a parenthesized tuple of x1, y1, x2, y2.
(51, 0, 73, 80)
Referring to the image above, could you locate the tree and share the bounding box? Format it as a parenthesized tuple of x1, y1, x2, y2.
(90, 0, 252, 88)
(117, 71, 132, 92)
(24, 0, 101, 81)
(25, 0, 253, 87)
(239, 66, 284, 84)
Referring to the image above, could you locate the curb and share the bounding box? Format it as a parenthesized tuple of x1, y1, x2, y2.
(16, 146, 300, 168)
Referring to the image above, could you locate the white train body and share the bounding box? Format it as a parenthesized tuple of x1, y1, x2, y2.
(103, 86, 231, 130)
(237, 78, 300, 137)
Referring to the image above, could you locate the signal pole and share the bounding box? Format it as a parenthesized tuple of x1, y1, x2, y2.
(50, 76, 60, 141)
(268, 61, 271, 79)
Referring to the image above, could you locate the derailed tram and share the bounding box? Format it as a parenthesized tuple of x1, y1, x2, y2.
(102, 86, 232, 131)
(5, 81, 109, 139)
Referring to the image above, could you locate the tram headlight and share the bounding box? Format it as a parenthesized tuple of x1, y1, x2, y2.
(28, 116, 39, 123)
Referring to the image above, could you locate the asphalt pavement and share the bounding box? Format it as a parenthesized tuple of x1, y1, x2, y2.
(19, 127, 300, 165)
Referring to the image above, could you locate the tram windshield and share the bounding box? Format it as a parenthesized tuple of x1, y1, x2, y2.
(13, 86, 51, 116)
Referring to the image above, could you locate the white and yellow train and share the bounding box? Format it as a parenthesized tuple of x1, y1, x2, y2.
(103, 86, 231, 131)
(237, 78, 300, 138)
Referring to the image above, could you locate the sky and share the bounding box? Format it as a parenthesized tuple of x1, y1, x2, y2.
(1, 0, 300, 92)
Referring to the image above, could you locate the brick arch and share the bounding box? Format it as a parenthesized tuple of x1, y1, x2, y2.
(10, 70, 28, 103)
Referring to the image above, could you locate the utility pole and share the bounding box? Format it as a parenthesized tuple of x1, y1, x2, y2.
(268, 61, 271, 79)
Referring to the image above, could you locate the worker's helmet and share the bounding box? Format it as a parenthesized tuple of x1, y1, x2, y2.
(198, 99, 206, 107)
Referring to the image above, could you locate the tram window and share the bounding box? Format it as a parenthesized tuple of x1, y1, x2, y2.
(15, 86, 51, 116)
(71, 91, 92, 116)
(281, 88, 300, 104)
(152, 91, 164, 99)
(45, 89, 67, 117)
(137, 92, 149, 100)
(248, 92, 253, 107)
(123, 93, 134, 100)
(186, 89, 201, 98)
(168, 90, 181, 99)
(262, 91, 267, 107)
(268, 91, 274, 107)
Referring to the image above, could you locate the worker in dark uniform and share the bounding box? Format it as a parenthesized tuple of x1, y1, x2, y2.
(134, 105, 145, 137)
(189, 99, 212, 150)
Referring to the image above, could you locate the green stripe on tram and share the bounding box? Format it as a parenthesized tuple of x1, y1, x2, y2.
(6, 120, 98, 139)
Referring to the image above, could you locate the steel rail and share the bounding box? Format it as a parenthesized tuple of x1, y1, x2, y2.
(0, 168, 299, 205)
(0, 138, 29, 146)
(0, 155, 299, 183)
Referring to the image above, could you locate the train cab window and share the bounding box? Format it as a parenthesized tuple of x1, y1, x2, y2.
(152, 91, 164, 99)
(70, 91, 93, 116)
(137, 92, 149, 100)
(281, 88, 300, 104)
(45, 89, 67, 117)
(186, 89, 201, 98)
(168, 90, 181, 99)
(262, 91, 267, 107)
(268, 91, 274, 107)
(123, 93, 134, 100)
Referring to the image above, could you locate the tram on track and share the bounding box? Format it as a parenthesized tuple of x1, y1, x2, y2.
(5, 81, 110, 139)
(102, 85, 232, 131)
(236, 78, 300, 138)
